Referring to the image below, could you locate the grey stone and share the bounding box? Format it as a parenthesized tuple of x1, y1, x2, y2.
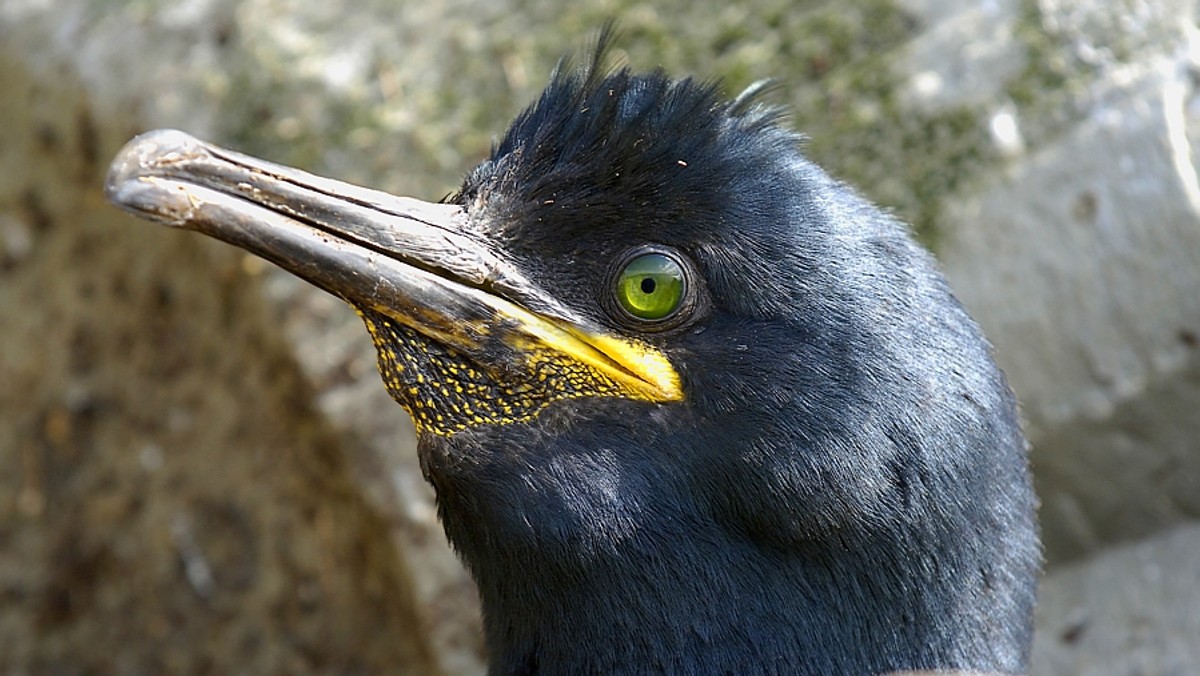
(1033, 523, 1200, 675)
(939, 65, 1200, 561)
(897, 0, 1025, 110)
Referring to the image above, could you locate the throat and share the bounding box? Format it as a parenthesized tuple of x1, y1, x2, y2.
(357, 308, 652, 436)
(447, 515, 1030, 675)
(421, 422, 1033, 675)
(472, 546, 804, 674)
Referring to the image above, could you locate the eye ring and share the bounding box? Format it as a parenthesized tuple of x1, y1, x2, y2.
(606, 246, 698, 329)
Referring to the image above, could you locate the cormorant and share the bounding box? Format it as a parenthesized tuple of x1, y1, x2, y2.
(106, 36, 1039, 676)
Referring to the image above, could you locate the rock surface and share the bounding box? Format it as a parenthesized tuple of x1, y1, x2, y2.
(0, 48, 438, 674)
(928, 0, 1200, 562)
(1034, 524, 1200, 674)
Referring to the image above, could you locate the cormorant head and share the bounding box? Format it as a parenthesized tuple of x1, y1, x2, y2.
(107, 35, 1039, 675)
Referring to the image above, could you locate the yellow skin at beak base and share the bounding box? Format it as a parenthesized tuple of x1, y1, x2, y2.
(359, 298, 684, 438)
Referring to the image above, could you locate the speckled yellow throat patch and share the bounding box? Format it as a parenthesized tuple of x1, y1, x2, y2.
(359, 308, 673, 437)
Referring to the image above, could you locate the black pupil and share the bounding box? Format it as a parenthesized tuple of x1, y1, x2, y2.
(640, 277, 656, 294)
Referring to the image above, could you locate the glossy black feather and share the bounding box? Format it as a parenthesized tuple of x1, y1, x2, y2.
(426, 38, 1039, 675)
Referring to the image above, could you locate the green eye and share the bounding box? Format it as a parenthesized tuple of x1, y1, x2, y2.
(615, 252, 686, 321)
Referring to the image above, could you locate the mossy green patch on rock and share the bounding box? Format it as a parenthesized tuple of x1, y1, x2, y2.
(1002, 0, 1101, 148)
(505, 1, 998, 249)
(196, 0, 1005, 250)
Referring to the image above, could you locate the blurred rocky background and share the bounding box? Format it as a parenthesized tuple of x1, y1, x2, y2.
(1, 0, 1197, 673)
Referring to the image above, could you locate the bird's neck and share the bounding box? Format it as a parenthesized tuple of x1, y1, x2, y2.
(472, 532, 838, 673)
(448, 503, 1025, 675)
(423, 412, 1033, 675)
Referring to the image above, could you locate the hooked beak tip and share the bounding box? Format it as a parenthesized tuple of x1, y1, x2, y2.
(105, 129, 207, 211)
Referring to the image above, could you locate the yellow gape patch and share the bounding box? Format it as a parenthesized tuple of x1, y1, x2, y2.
(359, 308, 682, 437)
